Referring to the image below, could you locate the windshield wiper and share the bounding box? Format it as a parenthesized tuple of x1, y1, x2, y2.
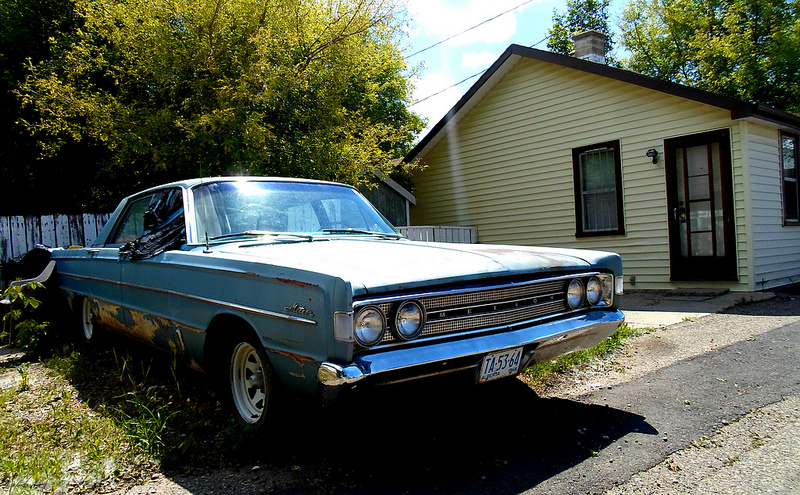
(320, 229, 402, 239)
(209, 231, 313, 241)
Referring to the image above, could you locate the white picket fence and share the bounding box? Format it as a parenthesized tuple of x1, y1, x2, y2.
(0, 213, 112, 263)
(399, 226, 477, 244)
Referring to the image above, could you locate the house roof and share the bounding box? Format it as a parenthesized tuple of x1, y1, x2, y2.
(404, 44, 800, 162)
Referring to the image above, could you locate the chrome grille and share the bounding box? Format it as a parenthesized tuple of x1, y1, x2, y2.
(364, 277, 573, 346)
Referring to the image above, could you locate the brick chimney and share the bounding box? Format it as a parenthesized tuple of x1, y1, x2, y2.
(572, 30, 607, 64)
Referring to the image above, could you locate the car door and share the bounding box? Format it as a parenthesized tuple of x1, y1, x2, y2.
(112, 188, 188, 349)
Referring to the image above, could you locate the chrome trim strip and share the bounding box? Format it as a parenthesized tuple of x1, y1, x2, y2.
(353, 272, 605, 308)
(60, 272, 317, 325)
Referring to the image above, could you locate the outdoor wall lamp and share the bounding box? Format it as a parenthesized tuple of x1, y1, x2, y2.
(646, 148, 659, 164)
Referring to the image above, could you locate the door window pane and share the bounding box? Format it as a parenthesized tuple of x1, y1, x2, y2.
(691, 232, 713, 257)
(109, 196, 152, 245)
(689, 201, 712, 232)
(712, 143, 726, 256)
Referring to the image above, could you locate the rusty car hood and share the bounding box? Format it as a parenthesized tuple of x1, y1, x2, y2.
(208, 238, 617, 296)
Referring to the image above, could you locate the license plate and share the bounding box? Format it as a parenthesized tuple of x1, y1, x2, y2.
(478, 347, 523, 383)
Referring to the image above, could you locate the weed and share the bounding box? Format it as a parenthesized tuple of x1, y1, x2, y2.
(723, 455, 740, 466)
(750, 431, 770, 448)
(691, 436, 713, 449)
(523, 324, 649, 385)
(114, 388, 173, 458)
(682, 316, 695, 322)
(16, 363, 30, 393)
(1, 282, 52, 353)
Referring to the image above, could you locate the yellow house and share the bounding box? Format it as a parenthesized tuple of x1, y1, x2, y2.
(405, 41, 800, 292)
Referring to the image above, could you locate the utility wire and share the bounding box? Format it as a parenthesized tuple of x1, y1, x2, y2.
(410, 35, 550, 107)
(405, 0, 540, 59)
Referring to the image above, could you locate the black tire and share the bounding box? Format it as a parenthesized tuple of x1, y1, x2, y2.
(227, 334, 275, 429)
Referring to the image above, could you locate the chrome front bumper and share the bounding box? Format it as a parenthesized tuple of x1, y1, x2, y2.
(318, 309, 625, 393)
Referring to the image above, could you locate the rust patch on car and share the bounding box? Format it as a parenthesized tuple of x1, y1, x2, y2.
(273, 349, 316, 367)
(95, 301, 131, 334)
(277, 278, 318, 288)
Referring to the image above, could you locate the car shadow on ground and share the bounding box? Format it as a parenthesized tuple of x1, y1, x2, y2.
(61, 336, 657, 495)
(184, 377, 658, 495)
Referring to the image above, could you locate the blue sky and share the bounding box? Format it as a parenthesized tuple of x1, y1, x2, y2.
(403, 0, 626, 134)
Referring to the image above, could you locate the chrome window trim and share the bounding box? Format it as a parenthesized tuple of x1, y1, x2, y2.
(60, 272, 317, 325)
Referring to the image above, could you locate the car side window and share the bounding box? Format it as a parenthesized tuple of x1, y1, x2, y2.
(108, 195, 154, 245)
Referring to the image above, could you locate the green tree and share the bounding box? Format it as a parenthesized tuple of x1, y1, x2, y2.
(16, 0, 423, 210)
(0, 0, 106, 215)
(547, 0, 614, 59)
(620, 0, 800, 114)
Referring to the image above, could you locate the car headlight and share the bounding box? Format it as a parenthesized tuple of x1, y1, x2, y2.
(354, 306, 386, 347)
(586, 277, 602, 306)
(394, 300, 426, 341)
(567, 279, 584, 309)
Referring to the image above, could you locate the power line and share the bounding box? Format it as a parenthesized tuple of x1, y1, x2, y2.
(410, 35, 550, 107)
(405, 0, 540, 59)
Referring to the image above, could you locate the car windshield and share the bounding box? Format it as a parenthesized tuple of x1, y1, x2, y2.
(191, 180, 399, 241)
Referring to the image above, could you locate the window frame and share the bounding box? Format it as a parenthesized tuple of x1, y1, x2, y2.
(780, 131, 800, 226)
(572, 140, 626, 237)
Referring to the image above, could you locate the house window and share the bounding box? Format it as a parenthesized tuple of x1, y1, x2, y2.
(572, 140, 625, 237)
(781, 132, 800, 224)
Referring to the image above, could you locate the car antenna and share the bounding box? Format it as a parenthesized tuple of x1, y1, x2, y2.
(204, 231, 212, 253)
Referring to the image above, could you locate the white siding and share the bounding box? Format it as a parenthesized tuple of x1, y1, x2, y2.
(412, 58, 759, 291)
(746, 122, 800, 289)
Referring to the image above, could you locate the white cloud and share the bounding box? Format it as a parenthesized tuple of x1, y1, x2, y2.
(409, 71, 463, 134)
(406, 0, 542, 46)
(461, 50, 500, 69)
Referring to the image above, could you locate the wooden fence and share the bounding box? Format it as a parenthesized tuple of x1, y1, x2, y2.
(399, 226, 477, 244)
(0, 213, 112, 264)
(0, 217, 475, 264)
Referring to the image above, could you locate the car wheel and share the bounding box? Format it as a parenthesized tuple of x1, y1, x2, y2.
(76, 297, 96, 343)
(229, 337, 273, 428)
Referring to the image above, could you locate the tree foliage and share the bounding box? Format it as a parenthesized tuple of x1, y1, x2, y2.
(620, 0, 800, 114)
(0, 0, 95, 215)
(547, 0, 614, 59)
(10, 0, 423, 212)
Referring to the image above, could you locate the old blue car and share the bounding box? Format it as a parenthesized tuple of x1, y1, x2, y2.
(48, 177, 625, 429)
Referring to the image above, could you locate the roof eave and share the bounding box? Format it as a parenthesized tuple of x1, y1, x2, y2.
(404, 44, 800, 162)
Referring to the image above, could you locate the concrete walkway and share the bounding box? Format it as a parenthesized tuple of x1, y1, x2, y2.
(618, 289, 775, 329)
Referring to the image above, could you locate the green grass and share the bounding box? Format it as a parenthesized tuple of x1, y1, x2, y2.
(0, 355, 155, 494)
(523, 324, 649, 385)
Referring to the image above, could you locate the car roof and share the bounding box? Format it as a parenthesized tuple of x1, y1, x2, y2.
(134, 176, 355, 196)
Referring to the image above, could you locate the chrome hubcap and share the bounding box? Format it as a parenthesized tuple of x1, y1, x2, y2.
(231, 342, 266, 423)
(81, 299, 93, 340)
